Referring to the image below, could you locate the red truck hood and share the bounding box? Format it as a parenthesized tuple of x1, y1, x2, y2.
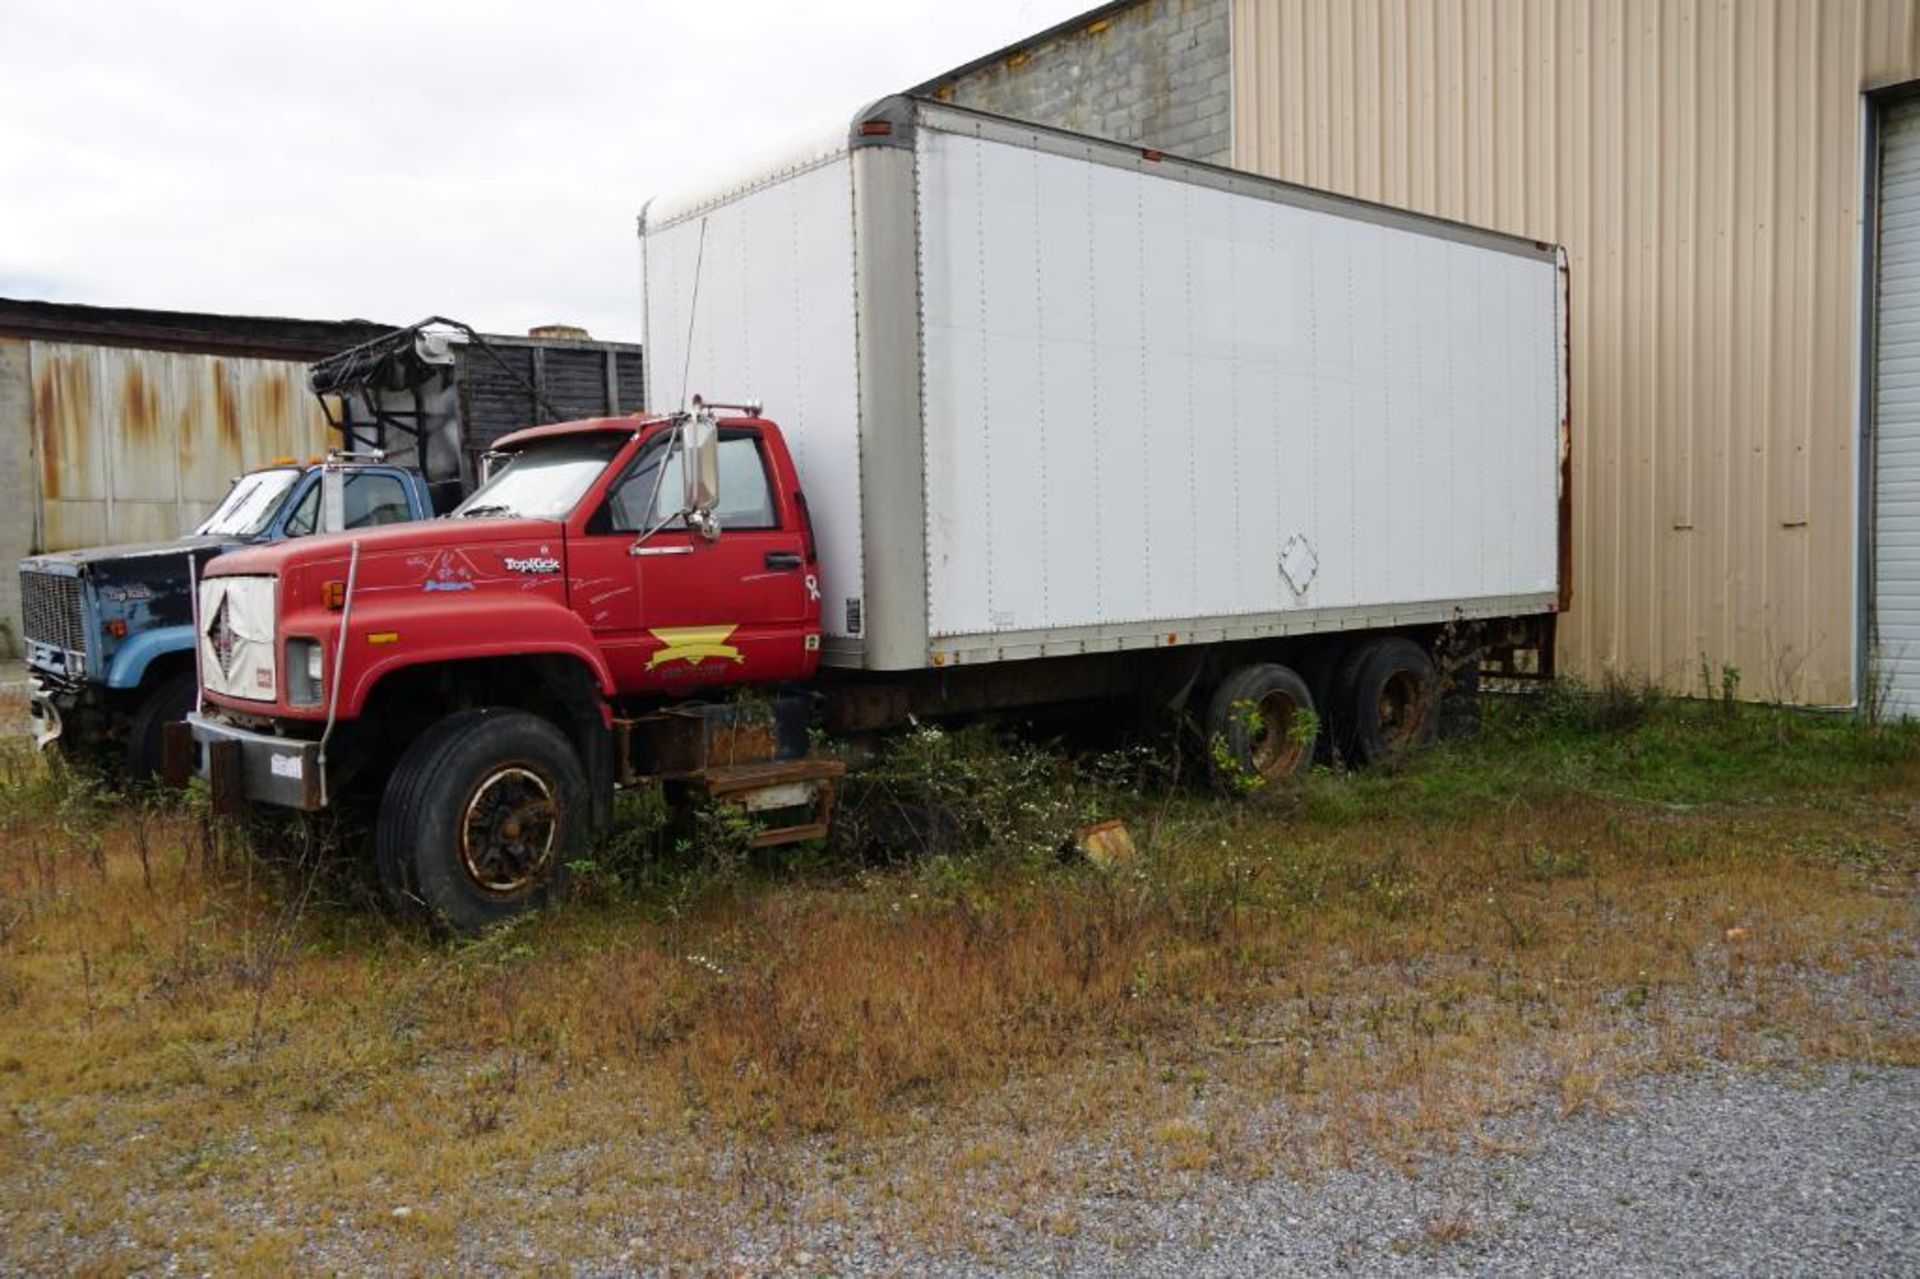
(205, 517, 561, 577)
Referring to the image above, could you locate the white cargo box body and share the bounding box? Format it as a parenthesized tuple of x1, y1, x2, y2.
(642, 98, 1567, 672)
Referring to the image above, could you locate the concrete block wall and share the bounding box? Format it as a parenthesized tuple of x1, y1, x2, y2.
(923, 0, 1231, 164)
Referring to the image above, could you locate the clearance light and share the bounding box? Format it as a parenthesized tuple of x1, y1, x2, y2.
(1141, 148, 1164, 162)
(322, 580, 347, 610)
(858, 121, 893, 137)
(367, 632, 401, 646)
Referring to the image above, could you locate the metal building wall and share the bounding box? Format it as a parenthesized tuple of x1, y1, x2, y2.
(1230, 0, 1920, 705)
(27, 341, 331, 552)
(0, 340, 35, 650)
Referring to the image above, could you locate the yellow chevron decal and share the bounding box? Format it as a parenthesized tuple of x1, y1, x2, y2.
(646, 624, 746, 670)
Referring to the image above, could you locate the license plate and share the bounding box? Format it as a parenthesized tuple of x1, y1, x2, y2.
(741, 780, 815, 812)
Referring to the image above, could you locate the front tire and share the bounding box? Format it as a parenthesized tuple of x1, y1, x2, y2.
(125, 673, 198, 782)
(376, 708, 583, 933)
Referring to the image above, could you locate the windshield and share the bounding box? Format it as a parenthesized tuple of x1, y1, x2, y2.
(195, 468, 303, 537)
(452, 433, 627, 521)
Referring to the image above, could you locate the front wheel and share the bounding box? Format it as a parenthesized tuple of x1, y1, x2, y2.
(376, 708, 584, 933)
(125, 673, 198, 782)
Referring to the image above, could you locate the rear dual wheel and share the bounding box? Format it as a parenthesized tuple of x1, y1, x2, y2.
(1206, 663, 1320, 789)
(1332, 636, 1440, 767)
(376, 708, 583, 933)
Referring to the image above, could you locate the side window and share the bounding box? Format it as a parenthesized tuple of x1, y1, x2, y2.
(602, 438, 680, 534)
(281, 472, 413, 538)
(713, 437, 776, 529)
(344, 472, 412, 528)
(600, 432, 777, 533)
(281, 482, 319, 538)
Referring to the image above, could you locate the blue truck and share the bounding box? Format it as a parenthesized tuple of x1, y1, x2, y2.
(22, 457, 436, 776)
(20, 317, 645, 777)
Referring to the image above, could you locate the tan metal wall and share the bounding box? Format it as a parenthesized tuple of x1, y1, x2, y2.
(27, 341, 331, 552)
(1231, 0, 1920, 704)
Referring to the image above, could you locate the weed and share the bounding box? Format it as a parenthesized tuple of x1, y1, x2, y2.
(1527, 669, 1666, 736)
(832, 721, 1097, 865)
(0, 693, 1916, 1270)
(1699, 655, 1742, 714)
(1523, 841, 1592, 882)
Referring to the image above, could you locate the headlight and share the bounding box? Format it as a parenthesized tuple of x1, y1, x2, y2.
(286, 637, 324, 706)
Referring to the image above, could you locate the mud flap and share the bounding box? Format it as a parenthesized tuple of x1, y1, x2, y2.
(160, 720, 194, 789)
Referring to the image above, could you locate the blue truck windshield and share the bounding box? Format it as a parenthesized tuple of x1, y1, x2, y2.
(195, 468, 303, 537)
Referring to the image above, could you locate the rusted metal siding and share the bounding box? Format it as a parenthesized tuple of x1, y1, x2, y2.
(29, 341, 330, 551)
(0, 338, 34, 648)
(1230, 0, 1920, 704)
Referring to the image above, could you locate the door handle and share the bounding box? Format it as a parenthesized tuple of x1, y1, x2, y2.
(764, 551, 803, 571)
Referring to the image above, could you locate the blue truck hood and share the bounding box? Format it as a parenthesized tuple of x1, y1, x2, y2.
(21, 537, 238, 688)
(21, 535, 236, 576)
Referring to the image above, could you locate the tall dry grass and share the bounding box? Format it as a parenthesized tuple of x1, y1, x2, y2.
(1, 694, 1916, 1269)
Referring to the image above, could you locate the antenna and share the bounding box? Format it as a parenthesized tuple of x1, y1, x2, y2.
(677, 217, 709, 412)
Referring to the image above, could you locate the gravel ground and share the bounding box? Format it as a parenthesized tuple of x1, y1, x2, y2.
(653, 1064, 1919, 1278)
(886, 1065, 1920, 1278)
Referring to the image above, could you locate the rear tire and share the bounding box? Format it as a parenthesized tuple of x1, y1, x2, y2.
(1331, 637, 1440, 767)
(376, 708, 583, 933)
(1205, 663, 1319, 789)
(125, 673, 198, 782)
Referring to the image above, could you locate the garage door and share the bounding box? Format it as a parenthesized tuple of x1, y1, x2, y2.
(1873, 96, 1920, 718)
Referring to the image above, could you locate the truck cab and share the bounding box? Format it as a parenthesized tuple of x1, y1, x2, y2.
(21, 458, 433, 777)
(182, 406, 826, 930)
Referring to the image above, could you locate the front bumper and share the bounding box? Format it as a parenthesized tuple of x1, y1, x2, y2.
(183, 712, 324, 810)
(27, 678, 63, 750)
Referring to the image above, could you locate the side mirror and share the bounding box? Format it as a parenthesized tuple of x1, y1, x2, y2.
(680, 412, 720, 538)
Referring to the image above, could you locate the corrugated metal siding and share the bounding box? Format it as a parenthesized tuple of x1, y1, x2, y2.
(1231, 0, 1920, 704)
(1873, 97, 1920, 715)
(0, 338, 35, 645)
(29, 341, 330, 550)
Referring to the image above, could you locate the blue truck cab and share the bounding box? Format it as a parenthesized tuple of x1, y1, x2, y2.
(21, 459, 432, 777)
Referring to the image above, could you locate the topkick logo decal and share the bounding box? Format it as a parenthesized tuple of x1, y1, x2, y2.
(503, 554, 561, 575)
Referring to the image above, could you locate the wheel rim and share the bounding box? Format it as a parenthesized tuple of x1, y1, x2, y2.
(1377, 670, 1432, 749)
(459, 766, 558, 896)
(1248, 689, 1308, 779)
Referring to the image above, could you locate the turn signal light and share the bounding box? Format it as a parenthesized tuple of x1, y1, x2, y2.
(322, 580, 347, 610)
(105, 619, 128, 639)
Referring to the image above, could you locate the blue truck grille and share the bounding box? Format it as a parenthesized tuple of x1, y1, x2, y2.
(20, 571, 85, 656)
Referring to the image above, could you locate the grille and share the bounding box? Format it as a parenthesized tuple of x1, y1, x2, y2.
(20, 571, 85, 655)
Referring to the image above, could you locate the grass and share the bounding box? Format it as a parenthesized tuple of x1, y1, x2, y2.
(1, 685, 1916, 1270)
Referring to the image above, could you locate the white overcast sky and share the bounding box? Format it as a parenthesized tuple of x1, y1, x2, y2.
(0, 0, 1092, 341)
